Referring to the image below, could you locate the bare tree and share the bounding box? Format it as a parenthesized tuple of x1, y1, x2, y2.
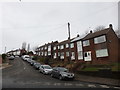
(94, 25, 105, 32)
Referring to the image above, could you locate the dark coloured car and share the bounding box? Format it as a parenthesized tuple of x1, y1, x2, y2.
(51, 67, 74, 80)
(33, 63, 41, 70)
(30, 60, 37, 66)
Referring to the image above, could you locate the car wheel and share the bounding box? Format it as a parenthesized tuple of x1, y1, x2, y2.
(39, 70, 41, 73)
(59, 75, 63, 80)
(43, 71, 46, 75)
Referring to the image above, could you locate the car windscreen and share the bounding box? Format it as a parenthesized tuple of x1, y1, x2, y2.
(36, 64, 41, 66)
(43, 65, 52, 69)
(25, 57, 30, 58)
(58, 68, 68, 72)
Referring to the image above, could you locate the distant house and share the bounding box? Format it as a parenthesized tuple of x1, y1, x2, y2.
(36, 41, 58, 59)
(82, 24, 119, 64)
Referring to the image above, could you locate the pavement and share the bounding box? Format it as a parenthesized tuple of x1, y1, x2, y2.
(2, 57, 120, 89)
(75, 73, 120, 87)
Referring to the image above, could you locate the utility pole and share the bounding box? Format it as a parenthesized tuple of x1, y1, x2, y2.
(68, 22, 71, 62)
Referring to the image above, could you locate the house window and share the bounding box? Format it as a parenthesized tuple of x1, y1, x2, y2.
(60, 45, 64, 49)
(48, 45, 51, 55)
(60, 52, 64, 59)
(96, 49, 108, 57)
(45, 52, 47, 56)
(48, 51, 51, 55)
(66, 52, 69, 57)
(66, 44, 69, 48)
(53, 46, 56, 50)
(94, 35, 106, 44)
(83, 40, 90, 47)
(41, 52, 44, 56)
(71, 52, 75, 60)
(39, 52, 40, 56)
(48, 45, 51, 51)
(77, 41, 83, 60)
(45, 46, 47, 50)
(41, 47, 43, 50)
(58, 45, 60, 49)
(70, 43, 74, 48)
(78, 51, 83, 59)
(54, 53, 57, 59)
(58, 52, 60, 56)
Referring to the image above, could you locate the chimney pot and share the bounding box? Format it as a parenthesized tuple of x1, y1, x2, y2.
(90, 30, 92, 33)
(77, 34, 79, 37)
(109, 24, 113, 28)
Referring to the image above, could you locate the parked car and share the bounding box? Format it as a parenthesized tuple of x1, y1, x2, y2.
(39, 65, 53, 75)
(9, 55, 15, 60)
(30, 60, 37, 66)
(23, 55, 30, 61)
(27, 58, 32, 63)
(33, 63, 41, 70)
(51, 67, 74, 80)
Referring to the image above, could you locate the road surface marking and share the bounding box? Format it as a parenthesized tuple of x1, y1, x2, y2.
(24, 67, 26, 70)
(44, 82, 51, 85)
(75, 84, 84, 87)
(88, 84, 96, 88)
(53, 83, 61, 86)
(100, 85, 110, 88)
(64, 83, 73, 86)
(113, 87, 120, 89)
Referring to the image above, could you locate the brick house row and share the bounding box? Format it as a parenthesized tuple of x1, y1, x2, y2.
(7, 49, 27, 56)
(36, 24, 120, 64)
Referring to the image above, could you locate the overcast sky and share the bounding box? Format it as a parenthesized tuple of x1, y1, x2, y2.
(0, 0, 119, 54)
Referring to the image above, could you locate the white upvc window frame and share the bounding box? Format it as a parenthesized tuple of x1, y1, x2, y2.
(71, 52, 75, 60)
(60, 45, 64, 49)
(70, 43, 74, 48)
(60, 52, 64, 59)
(94, 35, 106, 44)
(53, 46, 56, 50)
(96, 49, 108, 57)
(66, 52, 69, 57)
(66, 43, 69, 48)
(54, 53, 57, 59)
(83, 40, 90, 47)
(77, 41, 83, 60)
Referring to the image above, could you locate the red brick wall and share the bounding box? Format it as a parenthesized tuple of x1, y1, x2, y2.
(107, 29, 119, 63)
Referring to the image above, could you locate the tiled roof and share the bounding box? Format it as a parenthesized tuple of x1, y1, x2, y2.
(82, 28, 110, 40)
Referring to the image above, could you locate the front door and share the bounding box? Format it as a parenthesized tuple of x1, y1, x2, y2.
(84, 51, 92, 61)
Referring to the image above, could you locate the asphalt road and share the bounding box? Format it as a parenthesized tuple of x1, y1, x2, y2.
(2, 57, 120, 89)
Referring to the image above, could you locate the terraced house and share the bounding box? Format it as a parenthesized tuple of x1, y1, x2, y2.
(82, 24, 119, 64)
(36, 41, 58, 59)
(36, 24, 120, 64)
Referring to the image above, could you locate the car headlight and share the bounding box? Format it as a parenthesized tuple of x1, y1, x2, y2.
(72, 73, 74, 76)
(44, 70, 49, 72)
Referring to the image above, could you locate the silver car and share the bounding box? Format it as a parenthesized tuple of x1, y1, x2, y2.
(39, 65, 53, 75)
